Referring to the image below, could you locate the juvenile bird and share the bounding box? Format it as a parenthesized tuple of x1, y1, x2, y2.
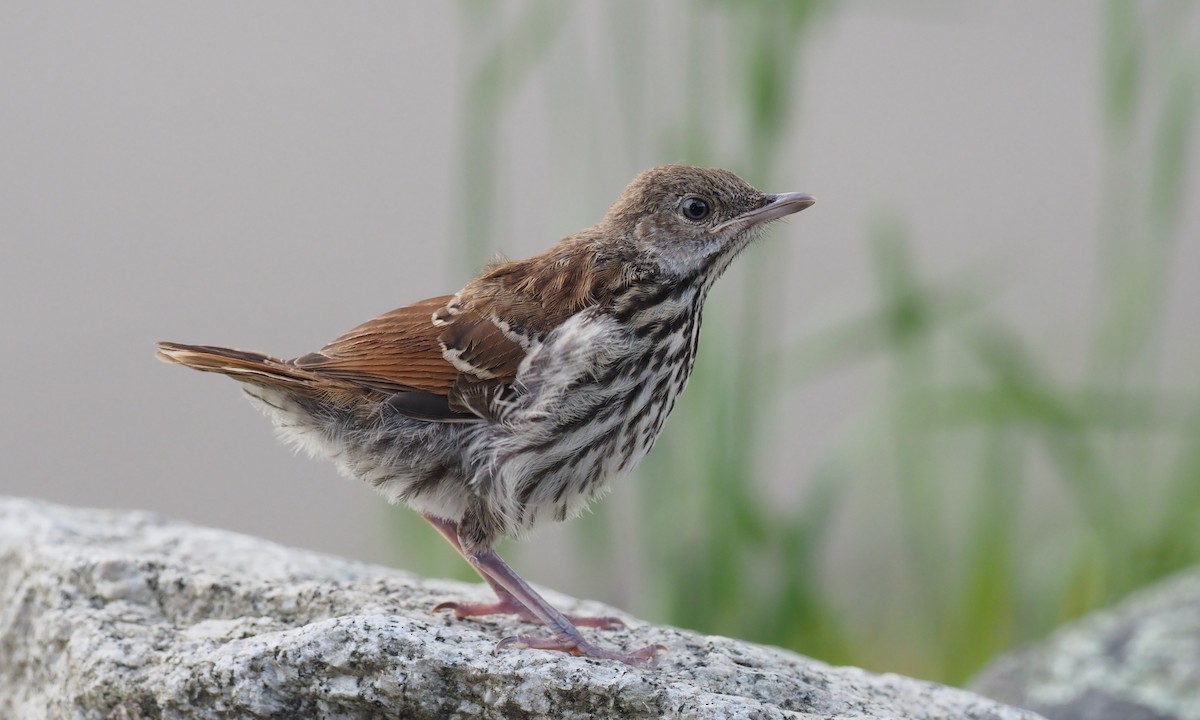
(157, 165, 814, 664)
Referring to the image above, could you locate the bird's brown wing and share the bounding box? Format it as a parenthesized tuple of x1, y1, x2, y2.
(293, 242, 627, 420)
(292, 294, 533, 421)
(293, 295, 460, 394)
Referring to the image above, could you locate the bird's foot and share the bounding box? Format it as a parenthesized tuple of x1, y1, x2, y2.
(433, 597, 625, 629)
(495, 634, 663, 666)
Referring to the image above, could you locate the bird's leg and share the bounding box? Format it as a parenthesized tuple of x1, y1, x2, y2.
(423, 515, 660, 664)
(423, 514, 624, 628)
(463, 544, 661, 665)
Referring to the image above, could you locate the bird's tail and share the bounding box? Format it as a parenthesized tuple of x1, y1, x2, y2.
(156, 341, 321, 391)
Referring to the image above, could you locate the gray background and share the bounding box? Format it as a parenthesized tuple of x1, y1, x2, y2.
(1, 2, 1197, 604)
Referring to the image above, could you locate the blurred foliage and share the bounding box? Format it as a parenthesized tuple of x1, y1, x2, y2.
(394, 0, 1199, 685)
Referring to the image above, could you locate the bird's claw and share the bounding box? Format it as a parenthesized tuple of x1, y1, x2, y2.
(432, 599, 625, 628)
(495, 635, 663, 666)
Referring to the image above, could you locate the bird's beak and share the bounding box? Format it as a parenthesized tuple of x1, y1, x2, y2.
(713, 191, 816, 233)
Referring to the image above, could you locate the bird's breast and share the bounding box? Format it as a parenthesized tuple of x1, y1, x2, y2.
(489, 290, 703, 531)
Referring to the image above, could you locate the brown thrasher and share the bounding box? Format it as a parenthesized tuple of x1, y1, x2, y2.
(157, 165, 815, 664)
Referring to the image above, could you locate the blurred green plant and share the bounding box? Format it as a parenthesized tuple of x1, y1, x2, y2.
(393, 0, 1199, 686)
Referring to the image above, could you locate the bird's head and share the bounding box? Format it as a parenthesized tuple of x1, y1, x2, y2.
(602, 165, 815, 279)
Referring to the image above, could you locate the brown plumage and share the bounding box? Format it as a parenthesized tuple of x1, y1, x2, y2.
(295, 295, 459, 395)
(157, 165, 815, 664)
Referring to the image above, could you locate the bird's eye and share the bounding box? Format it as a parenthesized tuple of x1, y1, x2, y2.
(680, 196, 712, 222)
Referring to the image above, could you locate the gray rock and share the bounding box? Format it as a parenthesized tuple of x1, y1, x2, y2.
(0, 497, 1042, 720)
(971, 569, 1200, 720)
